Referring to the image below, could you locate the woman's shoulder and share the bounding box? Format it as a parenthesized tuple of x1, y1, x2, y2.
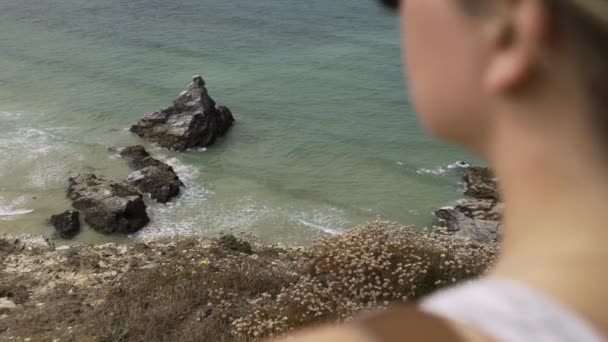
(274, 305, 484, 342)
(420, 278, 606, 342)
(275, 278, 605, 342)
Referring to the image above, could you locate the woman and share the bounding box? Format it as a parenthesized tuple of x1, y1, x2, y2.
(278, 0, 608, 341)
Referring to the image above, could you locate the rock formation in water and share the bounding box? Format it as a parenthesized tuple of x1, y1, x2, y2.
(67, 174, 149, 234)
(462, 166, 499, 200)
(119, 145, 183, 203)
(49, 210, 81, 239)
(130, 76, 235, 151)
(434, 166, 502, 246)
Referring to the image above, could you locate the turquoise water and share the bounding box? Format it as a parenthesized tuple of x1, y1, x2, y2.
(0, 0, 475, 243)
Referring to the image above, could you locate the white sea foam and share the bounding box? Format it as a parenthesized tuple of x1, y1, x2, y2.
(0, 195, 33, 218)
(0, 208, 34, 217)
(162, 157, 201, 183)
(291, 208, 346, 235)
(295, 218, 340, 235)
(137, 193, 269, 239)
(0, 110, 24, 119)
(135, 177, 348, 240)
(416, 161, 470, 176)
(27, 161, 72, 189)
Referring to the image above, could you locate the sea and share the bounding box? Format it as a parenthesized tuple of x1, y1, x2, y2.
(0, 0, 478, 244)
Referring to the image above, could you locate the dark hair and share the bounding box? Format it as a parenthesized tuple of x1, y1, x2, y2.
(546, 0, 608, 137)
(378, 0, 398, 10)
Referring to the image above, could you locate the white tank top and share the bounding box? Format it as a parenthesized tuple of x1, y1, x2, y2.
(421, 279, 606, 342)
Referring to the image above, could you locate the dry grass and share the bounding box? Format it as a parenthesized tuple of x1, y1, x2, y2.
(95, 242, 298, 342)
(1, 221, 497, 341)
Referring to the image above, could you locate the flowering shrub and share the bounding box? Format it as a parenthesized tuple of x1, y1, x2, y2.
(232, 220, 497, 339)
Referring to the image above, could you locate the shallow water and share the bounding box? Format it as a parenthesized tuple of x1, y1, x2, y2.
(0, 0, 477, 244)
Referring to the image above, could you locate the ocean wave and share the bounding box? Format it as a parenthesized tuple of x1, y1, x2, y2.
(0, 195, 33, 218)
(290, 207, 346, 235)
(0, 110, 24, 119)
(0, 208, 34, 217)
(162, 157, 201, 183)
(416, 161, 470, 176)
(135, 182, 348, 240)
(27, 161, 72, 189)
(0, 126, 72, 160)
(294, 218, 340, 235)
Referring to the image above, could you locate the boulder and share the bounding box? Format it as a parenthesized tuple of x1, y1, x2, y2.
(49, 210, 81, 239)
(0, 234, 54, 256)
(433, 176, 504, 247)
(118, 145, 162, 170)
(434, 206, 501, 247)
(130, 76, 235, 151)
(0, 298, 16, 314)
(462, 167, 499, 200)
(119, 145, 184, 203)
(454, 198, 502, 221)
(67, 174, 149, 234)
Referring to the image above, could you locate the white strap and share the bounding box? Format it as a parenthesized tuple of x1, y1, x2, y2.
(421, 278, 605, 342)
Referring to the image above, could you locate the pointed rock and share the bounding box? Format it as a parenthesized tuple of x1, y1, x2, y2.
(130, 76, 235, 151)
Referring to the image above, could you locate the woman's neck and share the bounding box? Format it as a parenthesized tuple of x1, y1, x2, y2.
(489, 108, 608, 333)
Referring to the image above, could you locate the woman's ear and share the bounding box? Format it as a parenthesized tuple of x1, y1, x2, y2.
(483, 0, 549, 94)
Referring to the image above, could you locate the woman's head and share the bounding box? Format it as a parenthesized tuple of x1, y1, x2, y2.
(382, 0, 608, 157)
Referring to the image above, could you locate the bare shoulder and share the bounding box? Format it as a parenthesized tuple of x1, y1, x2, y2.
(271, 306, 493, 342)
(272, 326, 372, 342)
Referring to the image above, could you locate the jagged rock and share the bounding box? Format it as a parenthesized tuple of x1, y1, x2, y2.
(49, 211, 81, 239)
(119, 145, 164, 170)
(454, 198, 502, 221)
(434, 166, 504, 247)
(0, 234, 54, 256)
(462, 167, 499, 200)
(0, 298, 16, 314)
(130, 76, 235, 151)
(126, 167, 183, 204)
(67, 174, 149, 234)
(434, 206, 501, 247)
(119, 145, 184, 203)
(454, 217, 501, 247)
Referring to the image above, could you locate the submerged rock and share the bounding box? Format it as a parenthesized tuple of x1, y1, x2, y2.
(49, 210, 81, 239)
(130, 76, 235, 151)
(119, 145, 184, 203)
(118, 145, 162, 170)
(67, 174, 149, 234)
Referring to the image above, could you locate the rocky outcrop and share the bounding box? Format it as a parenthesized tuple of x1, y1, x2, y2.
(434, 167, 502, 246)
(130, 76, 235, 151)
(462, 167, 498, 200)
(67, 174, 149, 234)
(0, 298, 16, 314)
(0, 234, 54, 257)
(119, 145, 183, 203)
(434, 199, 502, 247)
(49, 210, 81, 239)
